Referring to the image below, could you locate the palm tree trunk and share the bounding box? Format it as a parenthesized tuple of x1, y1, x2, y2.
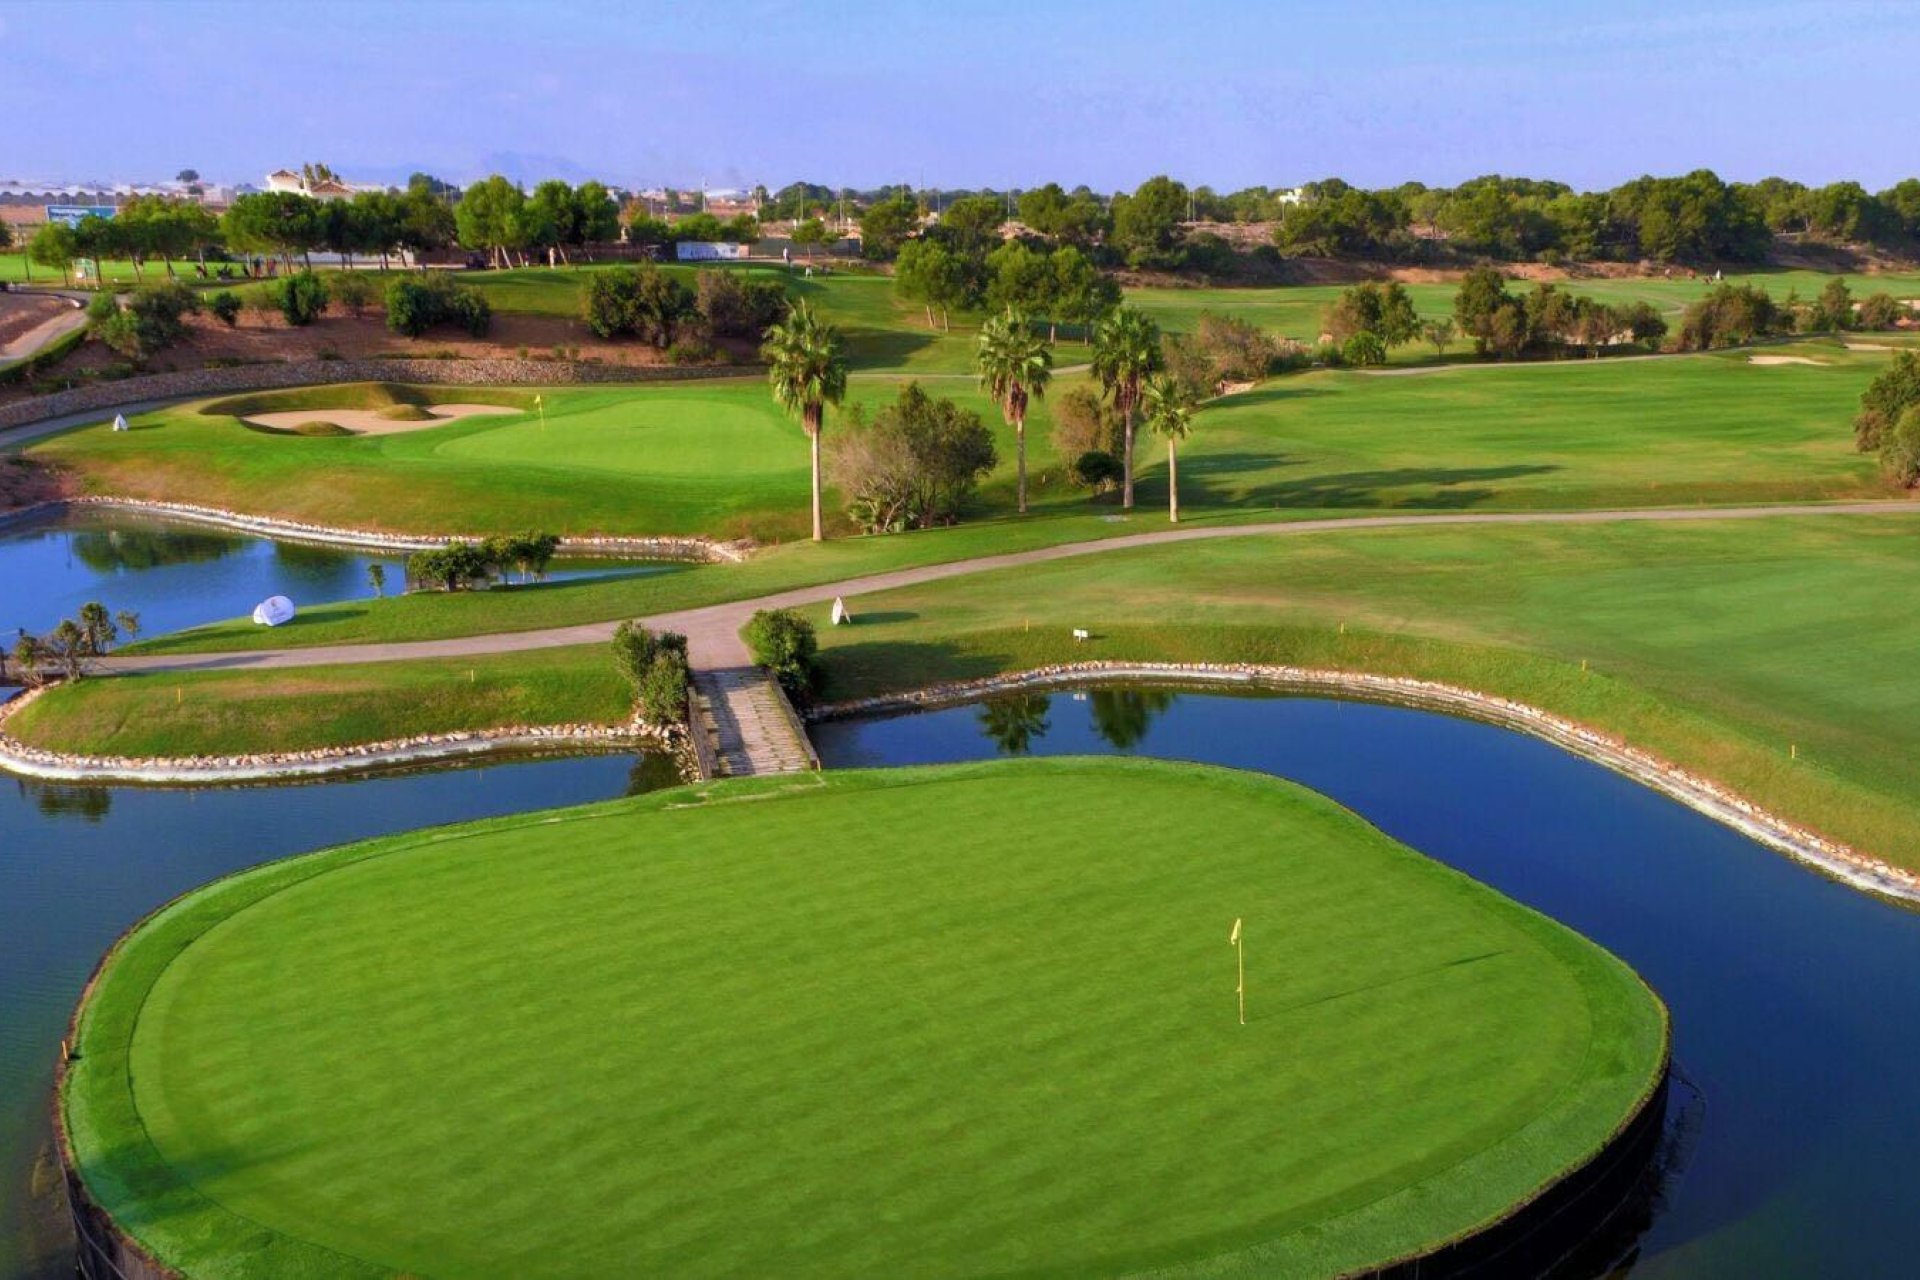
(1168, 439, 1179, 523)
(810, 419, 825, 542)
(1121, 403, 1136, 510)
(1016, 415, 1027, 514)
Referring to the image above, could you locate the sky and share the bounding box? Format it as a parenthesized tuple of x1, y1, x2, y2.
(1, 0, 1915, 193)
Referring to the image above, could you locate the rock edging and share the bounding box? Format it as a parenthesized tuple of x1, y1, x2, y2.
(0, 496, 751, 562)
(811, 661, 1920, 906)
(0, 682, 681, 784)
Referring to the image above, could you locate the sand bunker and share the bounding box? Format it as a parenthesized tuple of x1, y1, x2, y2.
(243, 403, 521, 436)
(1747, 355, 1827, 366)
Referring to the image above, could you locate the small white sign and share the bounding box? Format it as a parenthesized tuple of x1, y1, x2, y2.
(831, 597, 852, 626)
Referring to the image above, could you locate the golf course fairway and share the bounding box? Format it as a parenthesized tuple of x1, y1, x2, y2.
(60, 758, 1667, 1279)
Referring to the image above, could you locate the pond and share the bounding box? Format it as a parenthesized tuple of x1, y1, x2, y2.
(6, 508, 1919, 1278)
(814, 686, 1920, 1278)
(0, 749, 681, 1277)
(0, 508, 679, 640)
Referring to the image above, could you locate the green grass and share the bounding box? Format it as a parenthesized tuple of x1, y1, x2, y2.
(28, 377, 1087, 543)
(24, 338, 1893, 560)
(803, 513, 1920, 868)
(6, 646, 625, 756)
(62, 758, 1666, 1279)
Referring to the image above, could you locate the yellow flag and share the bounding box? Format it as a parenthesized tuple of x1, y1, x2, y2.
(1229, 918, 1241, 945)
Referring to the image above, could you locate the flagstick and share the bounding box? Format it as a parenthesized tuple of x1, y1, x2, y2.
(1237, 930, 1246, 1026)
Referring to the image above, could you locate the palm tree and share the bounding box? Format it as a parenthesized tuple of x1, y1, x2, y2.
(977, 693, 1052, 755)
(1141, 374, 1198, 523)
(1091, 306, 1164, 510)
(762, 300, 849, 542)
(975, 310, 1054, 514)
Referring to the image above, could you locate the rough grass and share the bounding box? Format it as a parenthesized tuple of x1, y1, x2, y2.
(61, 758, 1666, 1280)
(804, 514, 1920, 869)
(6, 646, 626, 756)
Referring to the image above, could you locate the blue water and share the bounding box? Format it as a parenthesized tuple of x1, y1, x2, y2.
(815, 687, 1920, 1278)
(0, 509, 676, 641)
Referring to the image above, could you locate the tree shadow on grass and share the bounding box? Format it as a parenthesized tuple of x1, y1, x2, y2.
(1176, 462, 1563, 511)
(842, 328, 940, 371)
(1209, 383, 1338, 410)
(816, 638, 1010, 701)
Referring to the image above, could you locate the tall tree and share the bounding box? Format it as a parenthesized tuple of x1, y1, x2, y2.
(456, 175, 528, 268)
(1141, 374, 1198, 523)
(763, 301, 850, 542)
(28, 223, 78, 285)
(976, 310, 1054, 513)
(1091, 306, 1165, 509)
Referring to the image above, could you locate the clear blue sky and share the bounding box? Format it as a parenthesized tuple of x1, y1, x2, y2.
(1, 0, 1912, 192)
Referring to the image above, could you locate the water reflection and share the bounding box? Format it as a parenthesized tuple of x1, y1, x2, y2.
(1088, 686, 1175, 749)
(67, 527, 246, 574)
(21, 781, 113, 824)
(976, 693, 1051, 755)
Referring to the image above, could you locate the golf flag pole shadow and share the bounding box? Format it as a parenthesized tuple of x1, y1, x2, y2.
(1230, 917, 1245, 1025)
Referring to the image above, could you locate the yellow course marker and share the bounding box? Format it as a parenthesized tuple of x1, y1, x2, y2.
(1229, 917, 1245, 1026)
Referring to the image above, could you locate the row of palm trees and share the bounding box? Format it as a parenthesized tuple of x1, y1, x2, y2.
(762, 300, 1199, 542)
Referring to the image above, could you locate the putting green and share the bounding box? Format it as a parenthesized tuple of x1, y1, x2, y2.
(63, 759, 1665, 1279)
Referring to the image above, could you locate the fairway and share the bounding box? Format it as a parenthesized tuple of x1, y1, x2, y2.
(62, 759, 1665, 1279)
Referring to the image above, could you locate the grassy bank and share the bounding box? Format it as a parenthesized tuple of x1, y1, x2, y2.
(62, 758, 1665, 1278)
(5, 646, 624, 757)
(800, 514, 1920, 868)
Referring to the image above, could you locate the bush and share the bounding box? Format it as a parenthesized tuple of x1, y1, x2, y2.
(581, 264, 697, 346)
(667, 339, 716, 365)
(1673, 284, 1787, 351)
(384, 274, 490, 339)
(1859, 293, 1906, 331)
(744, 608, 818, 699)
(406, 541, 492, 591)
(1883, 405, 1920, 488)
(1050, 385, 1124, 464)
(330, 271, 378, 317)
(1855, 350, 1920, 452)
(89, 283, 201, 359)
(612, 621, 691, 725)
(827, 383, 998, 533)
(1071, 449, 1124, 493)
(273, 271, 329, 326)
(696, 270, 789, 339)
(208, 291, 243, 326)
(1342, 330, 1388, 367)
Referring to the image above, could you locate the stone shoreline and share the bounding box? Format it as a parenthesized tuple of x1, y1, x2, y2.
(0, 683, 683, 784)
(812, 661, 1920, 907)
(0, 495, 751, 562)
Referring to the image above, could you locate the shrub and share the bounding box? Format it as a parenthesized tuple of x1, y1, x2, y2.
(89, 283, 201, 359)
(330, 271, 378, 317)
(84, 291, 118, 326)
(1342, 330, 1388, 367)
(1071, 449, 1124, 493)
(827, 383, 998, 533)
(1855, 350, 1920, 452)
(208, 291, 243, 326)
(273, 271, 330, 326)
(696, 270, 789, 339)
(1674, 284, 1787, 351)
(744, 608, 818, 699)
(1859, 293, 1906, 331)
(1050, 385, 1124, 463)
(581, 264, 697, 345)
(1883, 405, 1920, 488)
(406, 541, 492, 591)
(612, 621, 691, 725)
(667, 339, 716, 365)
(384, 274, 490, 339)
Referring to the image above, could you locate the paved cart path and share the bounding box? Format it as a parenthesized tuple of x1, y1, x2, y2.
(101, 500, 1920, 678)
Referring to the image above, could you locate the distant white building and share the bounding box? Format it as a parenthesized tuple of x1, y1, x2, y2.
(1275, 187, 1309, 206)
(264, 169, 361, 201)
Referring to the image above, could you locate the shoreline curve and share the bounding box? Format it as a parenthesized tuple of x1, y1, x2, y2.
(812, 661, 1920, 907)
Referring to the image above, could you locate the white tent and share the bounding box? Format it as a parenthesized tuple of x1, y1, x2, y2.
(251, 595, 295, 626)
(111, 414, 129, 432)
